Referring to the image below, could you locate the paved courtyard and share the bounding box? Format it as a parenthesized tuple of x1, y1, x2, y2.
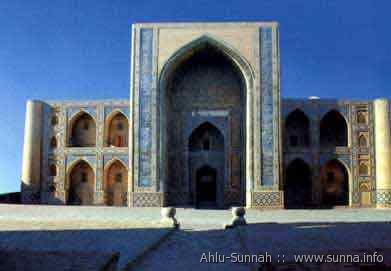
(0, 204, 391, 270)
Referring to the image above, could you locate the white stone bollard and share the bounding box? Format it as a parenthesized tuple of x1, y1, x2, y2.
(225, 206, 247, 229)
(161, 207, 179, 228)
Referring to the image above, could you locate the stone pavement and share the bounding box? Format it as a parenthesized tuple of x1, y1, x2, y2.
(0, 204, 171, 270)
(1, 204, 391, 270)
(131, 208, 391, 271)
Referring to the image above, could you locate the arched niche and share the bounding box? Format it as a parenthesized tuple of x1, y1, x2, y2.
(103, 159, 128, 206)
(320, 159, 349, 207)
(68, 112, 97, 147)
(284, 109, 310, 148)
(105, 111, 129, 147)
(66, 160, 95, 205)
(320, 110, 348, 148)
(358, 134, 368, 147)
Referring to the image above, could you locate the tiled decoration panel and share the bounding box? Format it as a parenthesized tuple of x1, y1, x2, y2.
(260, 27, 278, 187)
(138, 28, 154, 187)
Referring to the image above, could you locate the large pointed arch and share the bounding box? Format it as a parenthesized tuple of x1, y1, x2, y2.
(159, 35, 255, 87)
(158, 35, 255, 199)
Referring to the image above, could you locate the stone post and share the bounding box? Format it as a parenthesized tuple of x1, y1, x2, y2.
(21, 100, 43, 203)
(374, 99, 391, 208)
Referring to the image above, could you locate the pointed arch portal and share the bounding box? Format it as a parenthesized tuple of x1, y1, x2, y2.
(158, 36, 252, 207)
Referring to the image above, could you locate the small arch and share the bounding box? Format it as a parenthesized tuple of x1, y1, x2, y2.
(284, 109, 310, 147)
(189, 122, 224, 152)
(103, 159, 128, 206)
(49, 164, 57, 177)
(360, 183, 370, 191)
(320, 110, 348, 147)
(66, 160, 95, 205)
(359, 161, 369, 176)
(68, 112, 97, 147)
(284, 158, 312, 208)
(358, 134, 368, 147)
(50, 136, 58, 149)
(105, 111, 129, 147)
(320, 159, 349, 207)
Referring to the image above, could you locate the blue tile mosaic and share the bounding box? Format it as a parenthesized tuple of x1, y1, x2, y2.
(138, 28, 154, 187)
(260, 27, 275, 186)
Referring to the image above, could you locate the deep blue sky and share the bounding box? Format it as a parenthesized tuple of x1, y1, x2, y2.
(0, 1, 390, 193)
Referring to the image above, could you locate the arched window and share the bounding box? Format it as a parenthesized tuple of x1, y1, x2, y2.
(67, 160, 94, 205)
(284, 109, 310, 147)
(320, 110, 348, 147)
(106, 112, 129, 147)
(189, 122, 224, 152)
(49, 164, 57, 177)
(69, 112, 96, 147)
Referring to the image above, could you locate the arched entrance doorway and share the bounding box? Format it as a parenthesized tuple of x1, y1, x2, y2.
(67, 160, 94, 205)
(196, 166, 217, 207)
(320, 159, 349, 207)
(189, 122, 224, 208)
(284, 159, 312, 208)
(160, 37, 248, 207)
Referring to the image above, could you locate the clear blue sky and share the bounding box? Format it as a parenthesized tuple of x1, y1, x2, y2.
(0, 1, 390, 193)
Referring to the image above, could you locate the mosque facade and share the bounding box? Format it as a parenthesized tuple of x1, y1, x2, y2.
(20, 22, 391, 208)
